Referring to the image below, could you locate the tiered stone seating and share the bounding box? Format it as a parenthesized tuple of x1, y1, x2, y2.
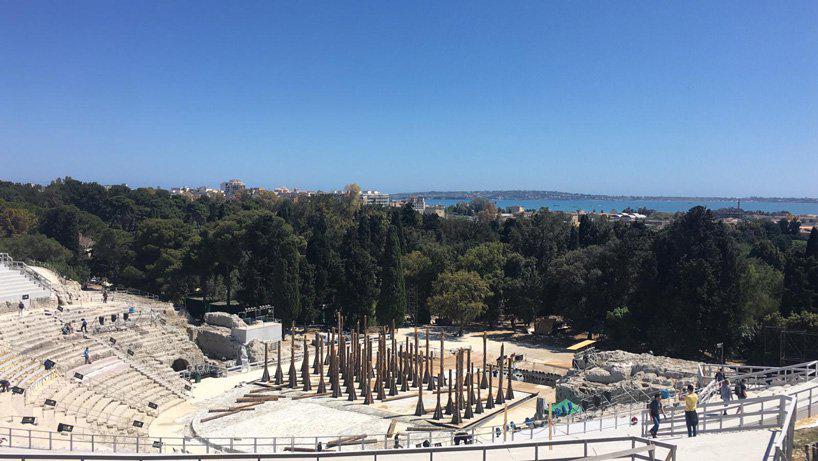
(0, 256, 52, 303)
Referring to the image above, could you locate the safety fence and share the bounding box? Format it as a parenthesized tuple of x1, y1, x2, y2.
(0, 436, 677, 461)
(698, 361, 818, 403)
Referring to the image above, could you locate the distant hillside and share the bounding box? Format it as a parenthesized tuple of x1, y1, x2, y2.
(390, 190, 818, 203)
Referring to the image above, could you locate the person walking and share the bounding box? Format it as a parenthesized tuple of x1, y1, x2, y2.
(18, 300, 25, 318)
(648, 393, 665, 438)
(83, 347, 91, 365)
(80, 318, 88, 334)
(734, 379, 747, 414)
(684, 384, 699, 437)
(715, 367, 726, 384)
(102, 289, 108, 303)
(720, 379, 732, 415)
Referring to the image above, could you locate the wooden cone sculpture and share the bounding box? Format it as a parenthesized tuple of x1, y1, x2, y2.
(288, 332, 297, 389)
(388, 347, 398, 396)
(480, 332, 488, 389)
(414, 369, 425, 416)
(464, 368, 474, 419)
(475, 368, 484, 414)
(363, 337, 374, 404)
(485, 365, 495, 410)
(505, 357, 515, 400)
(494, 344, 505, 405)
(317, 335, 327, 394)
(450, 350, 463, 424)
(432, 371, 444, 420)
(274, 340, 284, 385)
(302, 336, 312, 391)
(423, 328, 431, 384)
(412, 327, 420, 387)
(427, 352, 436, 391)
(313, 333, 320, 372)
(261, 342, 270, 382)
(332, 333, 342, 397)
(400, 344, 409, 392)
(445, 368, 453, 414)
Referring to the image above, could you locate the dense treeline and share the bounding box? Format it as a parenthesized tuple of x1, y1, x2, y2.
(2, 178, 817, 362)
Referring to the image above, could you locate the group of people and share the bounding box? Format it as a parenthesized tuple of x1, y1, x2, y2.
(648, 367, 749, 439)
(60, 318, 89, 336)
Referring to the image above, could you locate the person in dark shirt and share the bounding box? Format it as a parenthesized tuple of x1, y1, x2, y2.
(715, 368, 726, 384)
(648, 393, 665, 438)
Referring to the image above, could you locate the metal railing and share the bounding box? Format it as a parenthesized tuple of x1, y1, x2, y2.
(0, 436, 676, 460)
(698, 361, 818, 403)
(0, 253, 54, 296)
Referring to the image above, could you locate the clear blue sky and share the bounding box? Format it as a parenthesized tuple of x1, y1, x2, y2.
(2, 1, 817, 197)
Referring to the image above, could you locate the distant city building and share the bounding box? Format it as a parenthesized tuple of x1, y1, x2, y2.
(171, 186, 224, 199)
(507, 205, 526, 215)
(221, 179, 246, 198)
(406, 196, 426, 213)
(424, 205, 445, 218)
(361, 190, 390, 206)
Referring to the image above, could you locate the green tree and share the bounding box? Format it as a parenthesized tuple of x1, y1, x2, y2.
(238, 214, 302, 325)
(428, 270, 490, 334)
(376, 225, 407, 325)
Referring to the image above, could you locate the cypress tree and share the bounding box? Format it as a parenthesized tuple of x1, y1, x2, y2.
(376, 225, 407, 326)
(806, 227, 818, 259)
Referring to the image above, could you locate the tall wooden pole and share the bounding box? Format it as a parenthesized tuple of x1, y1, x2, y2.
(505, 356, 515, 400)
(261, 342, 270, 382)
(302, 335, 312, 391)
(274, 340, 283, 385)
(485, 364, 495, 410)
(494, 344, 505, 405)
(317, 334, 327, 393)
(288, 327, 297, 388)
(480, 332, 488, 389)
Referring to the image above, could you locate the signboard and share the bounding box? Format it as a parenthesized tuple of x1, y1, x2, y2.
(57, 306, 64, 312)
(132, 420, 144, 428)
(57, 423, 74, 433)
(11, 386, 24, 394)
(44, 399, 57, 407)
(148, 402, 158, 410)
(109, 337, 117, 345)
(44, 359, 55, 370)
(127, 349, 135, 356)
(73, 372, 84, 381)
(152, 441, 163, 449)
(22, 294, 29, 300)
(21, 416, 36, 425)
(184, 384, 192, 391)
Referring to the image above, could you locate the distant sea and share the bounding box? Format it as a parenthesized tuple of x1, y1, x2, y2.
(425, 198, 818, 215)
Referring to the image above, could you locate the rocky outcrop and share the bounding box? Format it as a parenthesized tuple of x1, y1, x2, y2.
(191, 324, 239, 361)
(204, 312, 247, 330)
(556, 350, 700, 407)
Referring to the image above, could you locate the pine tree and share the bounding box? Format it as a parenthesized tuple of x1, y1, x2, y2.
(376, 225, 407, 325)
(806, 227, 818, 259)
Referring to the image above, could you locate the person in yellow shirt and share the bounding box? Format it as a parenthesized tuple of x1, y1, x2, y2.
(684, 384, 699, 437)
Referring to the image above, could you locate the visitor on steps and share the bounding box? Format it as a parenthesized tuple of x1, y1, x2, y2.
(684, 384, 699, 437)
(102, 289, 108, 303)
(18, 300, 24, 318)
(0, 379, 9, 392)
(735, 379, 747, 414)
(648, 393, 665, 438)
(83, 347, 91, 364)
(80, 318, 88, 333)
(715, 367, 726, 384)
(720, 379, 732, 415)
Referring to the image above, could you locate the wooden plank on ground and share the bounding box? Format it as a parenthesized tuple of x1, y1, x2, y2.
(386, 420, 398, 438)
(567, 339, 596, 351)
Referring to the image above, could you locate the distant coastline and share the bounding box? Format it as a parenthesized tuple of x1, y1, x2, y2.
(391, 190, 818, 203)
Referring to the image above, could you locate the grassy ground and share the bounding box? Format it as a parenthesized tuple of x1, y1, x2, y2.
(793, 426, 818, 461)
